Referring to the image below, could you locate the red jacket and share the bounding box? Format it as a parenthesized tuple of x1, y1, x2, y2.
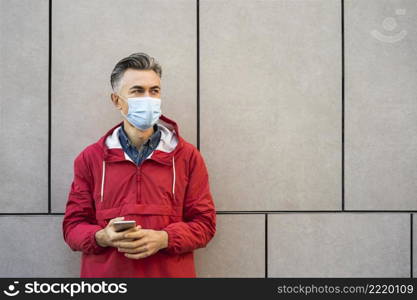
(62, 114, 216, 277)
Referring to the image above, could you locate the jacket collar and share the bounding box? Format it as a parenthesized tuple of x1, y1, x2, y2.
(98, 114, 183, 165)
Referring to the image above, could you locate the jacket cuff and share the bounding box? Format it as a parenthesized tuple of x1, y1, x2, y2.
(159, 227, 177, 255)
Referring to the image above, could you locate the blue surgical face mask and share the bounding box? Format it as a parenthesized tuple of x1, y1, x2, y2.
(118, 95, 162, 130)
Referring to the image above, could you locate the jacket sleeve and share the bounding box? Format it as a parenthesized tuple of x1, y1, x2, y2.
(161, 147, 216, 255)
(62, 150, 107, 255)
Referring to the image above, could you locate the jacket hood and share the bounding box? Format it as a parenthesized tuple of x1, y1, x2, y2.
(96, 114, 184, 166)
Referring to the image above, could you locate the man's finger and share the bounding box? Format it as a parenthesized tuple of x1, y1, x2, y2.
(112, 227, 138, 241)
(108, 216, 125, 226)
(116, 238, 147, 249)
(124, 251, 149, 260)
(124, 229, 146, 239)
(118, 245, 148, 254)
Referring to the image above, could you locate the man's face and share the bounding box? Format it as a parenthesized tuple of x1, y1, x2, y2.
(113, 68, 161, 116)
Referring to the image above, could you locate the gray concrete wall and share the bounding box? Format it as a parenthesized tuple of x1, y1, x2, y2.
(0, 0, 415, 277)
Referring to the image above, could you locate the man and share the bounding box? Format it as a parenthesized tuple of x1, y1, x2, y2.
(62, 52, 216, 277)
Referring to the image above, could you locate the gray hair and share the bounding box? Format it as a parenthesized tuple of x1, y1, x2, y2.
(110, 52, 162, 93)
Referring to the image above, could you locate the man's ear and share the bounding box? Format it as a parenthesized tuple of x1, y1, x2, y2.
(110, 93, 122, 110)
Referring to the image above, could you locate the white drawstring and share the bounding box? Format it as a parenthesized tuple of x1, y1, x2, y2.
(101, 160, 106, 202)
(172, 156, 176, 200)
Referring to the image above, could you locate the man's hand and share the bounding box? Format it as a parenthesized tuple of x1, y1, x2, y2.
(115, 227, 169, 260)
(95, 217, 141, 248)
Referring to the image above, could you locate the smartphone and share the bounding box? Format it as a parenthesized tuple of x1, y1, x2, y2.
(113, 220, 136, 232)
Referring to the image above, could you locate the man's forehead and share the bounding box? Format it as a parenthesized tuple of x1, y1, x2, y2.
(121, 69, 160, 89)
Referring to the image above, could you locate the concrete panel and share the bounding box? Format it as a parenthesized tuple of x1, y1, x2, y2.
(345, 0, 417, 210)
(200, 0, 341, 210)
(268, 213, 410, 277)
(195, 214, 265, 277)
(0, 0, 49, 212)
(0, 216, 80, 277)
(52, 0, 197, 212)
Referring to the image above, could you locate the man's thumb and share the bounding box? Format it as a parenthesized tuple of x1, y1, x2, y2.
(109, 216, 125, 225)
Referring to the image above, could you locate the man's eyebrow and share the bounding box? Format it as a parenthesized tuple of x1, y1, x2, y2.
(129, 85, 144, 90)
(129, 85, 160, 90)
